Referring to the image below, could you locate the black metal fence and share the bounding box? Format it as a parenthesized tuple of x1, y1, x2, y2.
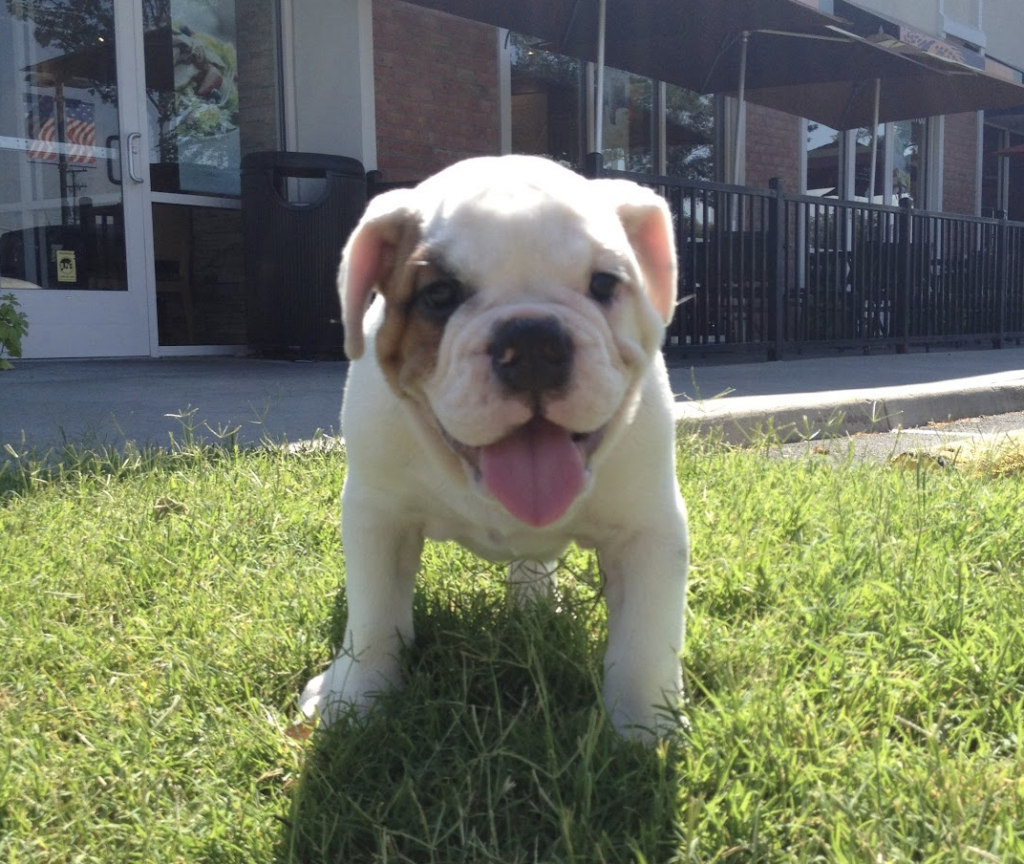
(600, 167, 1024, 360)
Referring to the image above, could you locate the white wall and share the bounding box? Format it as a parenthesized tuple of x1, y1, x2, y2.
(281, 0, 377, 168)
(846, 0, 939, 35)
(984, 1, 1024, 72)
(847, 0, 1024, 73)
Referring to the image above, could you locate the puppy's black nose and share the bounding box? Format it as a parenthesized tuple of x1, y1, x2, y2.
(490, 316, 573, 396)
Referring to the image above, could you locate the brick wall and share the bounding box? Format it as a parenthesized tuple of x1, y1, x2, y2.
(373, 0, 501, 182)
(237, 0, 281, 155)
(744, 102, 803, 192)
(942, 112, 980, 215)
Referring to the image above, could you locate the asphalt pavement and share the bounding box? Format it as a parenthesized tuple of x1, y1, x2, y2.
(3, 345, 1024, 456)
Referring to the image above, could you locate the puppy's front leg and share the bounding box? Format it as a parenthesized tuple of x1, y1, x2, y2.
(301, 494, 423, 725)
(599, 501, 689, 741)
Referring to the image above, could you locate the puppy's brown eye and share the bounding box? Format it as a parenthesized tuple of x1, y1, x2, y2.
(413, 279, 467, 321)
(589, 272, 619, 305)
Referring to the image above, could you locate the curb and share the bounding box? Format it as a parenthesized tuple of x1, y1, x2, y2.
(674, 383, 1024, 443)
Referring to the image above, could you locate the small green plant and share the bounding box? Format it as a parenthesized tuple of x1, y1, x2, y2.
(0, 291, 29, 370)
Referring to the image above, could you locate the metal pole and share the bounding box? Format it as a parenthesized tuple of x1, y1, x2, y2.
(594, 0, 607, 155)
(733, 31, 749, 185)
(56, 80, 71, 225)
(868, 78, 880, 202)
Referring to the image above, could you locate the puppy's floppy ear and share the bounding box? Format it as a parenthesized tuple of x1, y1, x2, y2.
(339, 189, 420, 359)
(596, 180, 678, 324)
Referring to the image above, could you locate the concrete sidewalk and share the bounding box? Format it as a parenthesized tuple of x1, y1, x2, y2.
(674, 346, 1024, 442)
(3, 346, 1024, 453)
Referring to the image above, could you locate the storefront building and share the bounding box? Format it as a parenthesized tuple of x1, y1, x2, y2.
(3, 0, 1024, 359)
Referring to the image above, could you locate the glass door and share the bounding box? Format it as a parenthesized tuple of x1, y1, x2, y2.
(140, 0, 278, 349)
(0, 0, 155, 357)
(141, 0, 256, 349)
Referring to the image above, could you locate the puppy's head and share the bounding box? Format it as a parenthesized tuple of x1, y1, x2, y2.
(340, 155, 677, 528)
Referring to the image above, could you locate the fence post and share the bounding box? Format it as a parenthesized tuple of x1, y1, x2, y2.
(896, 197, 913, 354)
(583, 152, 604, 179)
(767, 177, 785, 361)
(995, 209, 1008, 349)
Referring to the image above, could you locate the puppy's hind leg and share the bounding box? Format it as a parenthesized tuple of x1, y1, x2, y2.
(508, 559, 558, 607)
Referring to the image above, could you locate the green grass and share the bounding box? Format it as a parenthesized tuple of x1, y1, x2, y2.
(1, 429, 1023, 863)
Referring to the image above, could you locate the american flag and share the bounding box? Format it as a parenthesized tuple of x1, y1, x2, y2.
(25, 94, 97, 166)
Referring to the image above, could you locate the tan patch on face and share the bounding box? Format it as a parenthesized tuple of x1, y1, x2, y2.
(375, 250, 454, 399)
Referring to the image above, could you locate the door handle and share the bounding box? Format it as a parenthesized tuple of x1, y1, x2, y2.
(105, 135, 121, 186)
(126, 132, 144, 183)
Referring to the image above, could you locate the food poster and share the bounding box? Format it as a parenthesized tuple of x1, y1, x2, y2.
(150, 0, 240, 195)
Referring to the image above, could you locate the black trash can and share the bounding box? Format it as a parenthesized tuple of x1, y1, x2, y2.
(242, 152, 366, 356)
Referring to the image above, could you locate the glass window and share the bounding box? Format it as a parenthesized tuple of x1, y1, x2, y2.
(981, 124, 1005, 217)
(153, 202, 244, 345)
(143, 0, 280, 346)
(981, 125, 1024, 221)
(144, 0, 281, 197)
(601, 67, 654, 172)
(509, 41, 716, 179)
(892, 118, 927, 206)
(510, 38, 585, 170)
(806, 118, 928, 206)
(665, 85, 714, 181)
(1, 0, 128, 291)
(854, 124, 885, 201)
(806, 122, 841, 197)
(1008, 138, 1024, 223)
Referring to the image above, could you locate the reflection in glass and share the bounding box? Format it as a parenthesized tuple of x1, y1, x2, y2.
(601, 68, 653, 172)
(1008, 141, 1024, 223)
(144, 0, 280, 197)
(665, 85, 714, 181)
(981, 125, 1024, 221)
(510, 38, 585, 170)
(145, 0, 239, 195)
(0, 0, 127, 291)
(153, 203, 244, 345)
(854, 125, 885, 202)
(981, 124, 1005, 218)
(892, 118, 926, 206)
(509, 40, 717, 181)
(806, 121, 841, 198)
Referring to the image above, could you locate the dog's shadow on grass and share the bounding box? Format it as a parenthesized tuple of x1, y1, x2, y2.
(277, 573, 687, 864)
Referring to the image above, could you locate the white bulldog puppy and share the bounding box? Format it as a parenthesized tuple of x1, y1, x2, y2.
(300, 155, 689, 740)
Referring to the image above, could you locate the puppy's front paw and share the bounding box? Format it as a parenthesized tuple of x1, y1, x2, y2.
(299, 651, 401, 727)
(607, 692, 684, 743)
(604, 657, 685, 742)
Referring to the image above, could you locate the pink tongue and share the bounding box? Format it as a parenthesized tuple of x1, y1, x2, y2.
(479, 417, 585, 528)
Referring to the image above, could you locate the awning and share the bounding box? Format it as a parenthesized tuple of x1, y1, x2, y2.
(405, 0, 921, 94)
(742, 33, 1024, 130)
(401, 0, 1024, 194)
(405, 0, 960, 183)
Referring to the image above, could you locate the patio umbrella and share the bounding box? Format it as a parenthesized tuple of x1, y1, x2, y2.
(401, 0, 1024, 191)
(991, 143, 1024, 158)
(741, 33, 1024, 131)
(706, 26, 929, 185)
(407, 0, 911, 92)
(743, 34, 1024, 199)
(403, 0, 924, 176)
